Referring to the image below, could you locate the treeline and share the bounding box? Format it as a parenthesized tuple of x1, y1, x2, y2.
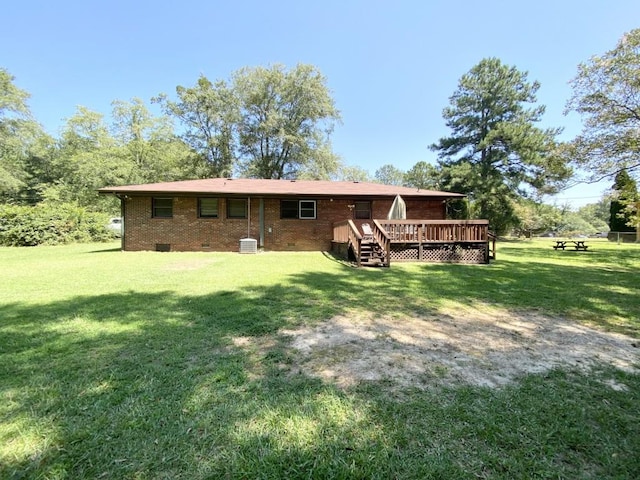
(1, 64, 342, 215)
(1, 28, 639, 244)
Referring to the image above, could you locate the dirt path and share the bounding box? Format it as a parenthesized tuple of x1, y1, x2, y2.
(277, 308, 639, 390)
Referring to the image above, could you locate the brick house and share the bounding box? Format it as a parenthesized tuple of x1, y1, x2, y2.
(99, 178, 492, 264)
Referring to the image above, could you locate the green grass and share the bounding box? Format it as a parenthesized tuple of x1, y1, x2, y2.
(1, 239, 639, 479)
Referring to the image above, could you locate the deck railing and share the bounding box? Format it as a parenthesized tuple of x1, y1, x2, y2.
(376, 219, 489, 243)
(332, 220, 363, 267)
(334, 219, 492, 265)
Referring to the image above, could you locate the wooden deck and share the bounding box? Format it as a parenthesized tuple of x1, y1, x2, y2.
(332, 219, 494, 267)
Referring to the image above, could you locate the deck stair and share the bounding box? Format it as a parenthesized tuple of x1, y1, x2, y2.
(359, 223, 389, 267)
(333, 219, 491, 266)
(360, 240, 387, 266)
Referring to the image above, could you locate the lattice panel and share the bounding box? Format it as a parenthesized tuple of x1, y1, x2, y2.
(391, 245, 486, 264)
(390, 247, 419, 261)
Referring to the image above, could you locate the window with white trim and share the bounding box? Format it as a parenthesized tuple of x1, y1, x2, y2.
(299, 200, 316, 219)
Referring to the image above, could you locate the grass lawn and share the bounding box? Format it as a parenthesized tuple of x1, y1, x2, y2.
(1, 239, 639, 479)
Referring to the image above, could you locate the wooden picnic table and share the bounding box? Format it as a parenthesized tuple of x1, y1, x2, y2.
(552, 240, 588, 251)
(573, 240, 588, 251)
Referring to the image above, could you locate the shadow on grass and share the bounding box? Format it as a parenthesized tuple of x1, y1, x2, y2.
(87, 246, 123, 253)
(1, 248, 639, 478)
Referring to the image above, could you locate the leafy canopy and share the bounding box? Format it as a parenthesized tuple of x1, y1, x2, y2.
(374, 164, 405, 185)
(157, 64, 341, 180)
(42, 101, 195, 211)
(0, 68, 48, 199)
(566, 28, 640, 180)
(403, 161, 441, 190)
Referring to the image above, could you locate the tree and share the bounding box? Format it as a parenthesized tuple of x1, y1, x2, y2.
(557, 211, 599, 236)
(333, 165, 372, 182)
(158, 64, 341, 180)
(403, 161, 441, 190)
(110, 98, 197, 183)
(234, 64, 341, 179)
(576, 198, 610, 233)
(566, 29, 640, 180)
(431, 58, 570, 235)
(609, 169, 638, 232)
(512, 199, 562, 237)
(44, 107, 122, 210)
(374, 164, 404, 185)
(155, 76, 236, 178)
(0, 68, 48, 201)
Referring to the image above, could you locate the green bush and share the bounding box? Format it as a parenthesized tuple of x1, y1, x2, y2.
(0, 203, 115, 246)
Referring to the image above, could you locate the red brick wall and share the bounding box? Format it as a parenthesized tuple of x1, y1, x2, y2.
(122, 195, 446, 252)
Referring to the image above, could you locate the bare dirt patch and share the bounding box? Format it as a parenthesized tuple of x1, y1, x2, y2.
(277, 307, 639, 389)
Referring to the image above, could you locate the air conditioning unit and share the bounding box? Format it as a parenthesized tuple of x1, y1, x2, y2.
(239, 238, 258, 254)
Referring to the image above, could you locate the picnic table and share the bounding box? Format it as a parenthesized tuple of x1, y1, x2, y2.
(552, 240, 589, 251)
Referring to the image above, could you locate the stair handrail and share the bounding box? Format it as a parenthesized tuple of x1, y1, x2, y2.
(371, 220, 391, 267)
(348, 220, 363, 267)
(332, 220, 363, 267)
(488, 231, 497, 261)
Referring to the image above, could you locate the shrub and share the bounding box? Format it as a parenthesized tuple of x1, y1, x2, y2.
(0, 203, 115, 246)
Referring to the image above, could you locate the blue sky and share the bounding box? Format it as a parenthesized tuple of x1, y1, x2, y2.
(3, 0, 638, 207)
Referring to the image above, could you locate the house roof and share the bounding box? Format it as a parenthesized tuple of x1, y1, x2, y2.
(99, 178, 465, 199)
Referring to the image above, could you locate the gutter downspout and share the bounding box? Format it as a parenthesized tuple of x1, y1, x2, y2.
(259, 198, 265, 248)
(116, 194, 125, 251)
(247, 196, 251, 238)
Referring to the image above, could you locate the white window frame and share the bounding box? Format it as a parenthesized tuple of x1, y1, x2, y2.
(299, 200, 317, 219)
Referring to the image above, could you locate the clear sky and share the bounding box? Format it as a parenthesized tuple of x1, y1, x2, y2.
(3, 0, 638, 207)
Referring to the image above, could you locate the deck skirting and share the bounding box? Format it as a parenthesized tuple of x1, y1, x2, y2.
(390, 242, 488, 264)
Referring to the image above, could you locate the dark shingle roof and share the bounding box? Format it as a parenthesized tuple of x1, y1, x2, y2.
(99, 178, 464, 198)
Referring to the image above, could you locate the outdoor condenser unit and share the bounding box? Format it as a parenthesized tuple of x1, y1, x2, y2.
(239, 238, 258, 254)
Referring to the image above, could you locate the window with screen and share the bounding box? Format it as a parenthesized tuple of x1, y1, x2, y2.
(227, 198, 247, 219)
(152, 197, 173, 218)
(281, 200, 299, 219)
(354, 201, 371, 219)
(198, 198, 219, 218)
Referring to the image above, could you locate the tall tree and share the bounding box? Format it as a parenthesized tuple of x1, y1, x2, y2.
(158, 64, 341, 180)
(44, 107, 118, 208)
(431, 58, 570, 234)
(155, 76, 236, 178)
(566, 29, 640, 180)
(111, 98, 196, 183)
(234, 64, 341, 179)
(46, 102, 196, 210)
(374, 164, 404, 185)
(0, 68, 48, 201)
(403, 161, 441, 190)
(609, 169, 638, 232)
